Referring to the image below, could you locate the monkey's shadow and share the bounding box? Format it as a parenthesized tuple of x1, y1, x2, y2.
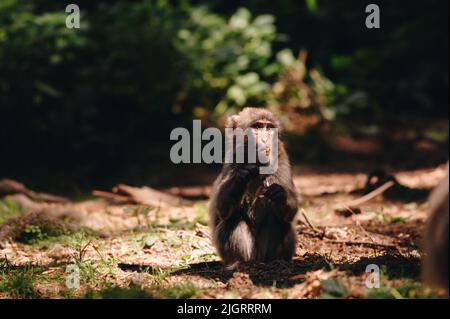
(118, 253, 420, 288)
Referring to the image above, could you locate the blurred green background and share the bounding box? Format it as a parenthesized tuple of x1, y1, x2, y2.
(0, 0, 448, 193)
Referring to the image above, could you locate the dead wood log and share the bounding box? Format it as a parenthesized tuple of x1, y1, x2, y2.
(0, 179, 69, 203)
(92, 190, 132, 203)
(163, 186, 212, 200)
(93, 184, 191, 208)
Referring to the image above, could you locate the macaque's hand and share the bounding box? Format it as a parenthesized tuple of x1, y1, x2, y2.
(234, 165, 259, 185)
(264, 183, 287, 203)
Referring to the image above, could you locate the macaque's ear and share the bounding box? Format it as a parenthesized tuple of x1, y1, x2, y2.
(274, 119, 283, 136)
(225, 115, 239, 129)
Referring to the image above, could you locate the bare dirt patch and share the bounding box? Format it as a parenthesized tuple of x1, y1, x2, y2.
(0, 164, 447, 299)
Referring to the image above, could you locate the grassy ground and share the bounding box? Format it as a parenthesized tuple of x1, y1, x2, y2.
(0, 164, 447, 299)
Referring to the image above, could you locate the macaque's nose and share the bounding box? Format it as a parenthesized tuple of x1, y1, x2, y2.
(260, 129, 268, 142)
(262, 126, 272, 143)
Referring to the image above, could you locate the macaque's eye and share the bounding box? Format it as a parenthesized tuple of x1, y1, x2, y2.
(251, 121, 276, 129)
(251, 122, 264, 129)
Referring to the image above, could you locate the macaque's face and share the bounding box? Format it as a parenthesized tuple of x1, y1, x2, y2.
(226, 109, 281, 173)
(249, 119, 277, 165)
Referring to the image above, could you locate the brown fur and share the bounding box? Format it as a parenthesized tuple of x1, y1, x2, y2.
(422, 172, 449, 294)
(209, 108, 298, 268)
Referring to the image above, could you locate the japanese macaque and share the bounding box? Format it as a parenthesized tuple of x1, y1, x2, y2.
(422, 171, 449, 294)
(209, 107, 298, 268)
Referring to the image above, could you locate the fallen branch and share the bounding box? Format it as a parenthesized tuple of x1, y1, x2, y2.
(114, 184, 191, 208)
(337, 181, 395, 208)
(0, 179, 69, 203)
(164, 186, 211, 199)
(93, 184, 191, 208)
(323, 239, 396, 249)
(92, 190, 132, 203)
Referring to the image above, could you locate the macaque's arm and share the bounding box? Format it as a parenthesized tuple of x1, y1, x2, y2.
(212, 166, 257, 221)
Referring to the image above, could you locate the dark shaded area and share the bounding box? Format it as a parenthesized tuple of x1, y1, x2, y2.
(341, 255, 421, 279)
(119, 252, 420, 288)
(209, 0, 449, 118)
(349, 170, 431, 202)
(0, 0, 448, 193)
(119, 255, 420, 288)
(364, 219, 425, 248)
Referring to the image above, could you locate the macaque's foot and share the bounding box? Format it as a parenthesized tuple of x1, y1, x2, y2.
(224, 260, 241, 271)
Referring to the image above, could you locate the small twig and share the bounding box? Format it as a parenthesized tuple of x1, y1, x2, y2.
(92, 244, 106, 263)
(339, 181, 395, 208)
(356, 220, 376, 243)
(300, 208, 323, 236)
(336, 182, 395, 244)
(298, 229, 323, 238)
(78, 240, 92, 262)
(341, 204, 376, 243)
(323, 239, 396, 249)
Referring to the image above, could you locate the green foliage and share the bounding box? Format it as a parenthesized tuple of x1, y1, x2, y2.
(30, 229, 96, 250)
(84, 284, 153, 299)
(193, 201, 209, 226)
(0, 0, 447, 186)
(175, 6, 340, 121)
(268, 49, 343, 120)
(0, 0, 190, 186)
(124, 205, 153, 216)
(19, 225, 46, 243)
(124, 205, 154, 226)
(159, 281, 200, 299)
(0, 266, 39, 299)
(367, 281, 443, 299)
(82, 281, 200, 299)
(0, 1, 337, 142)
(16, 223, 68, 245)
(424, 127, 449, 143)
(320, 279, 348, 298)
(0, 198, 23, 225)
(381, 214, 408, 225)
(148, 266, 177, 285)
(305, 0, 318, 13)
(175, 7, 278, 118)
(215, 0, 448, 119)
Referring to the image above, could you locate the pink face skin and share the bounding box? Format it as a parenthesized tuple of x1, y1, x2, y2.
(250, 120, 276, 159)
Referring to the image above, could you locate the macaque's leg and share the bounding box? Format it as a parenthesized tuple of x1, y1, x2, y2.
(254, 213, 296, 262)
(213, 213, 255, 266)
